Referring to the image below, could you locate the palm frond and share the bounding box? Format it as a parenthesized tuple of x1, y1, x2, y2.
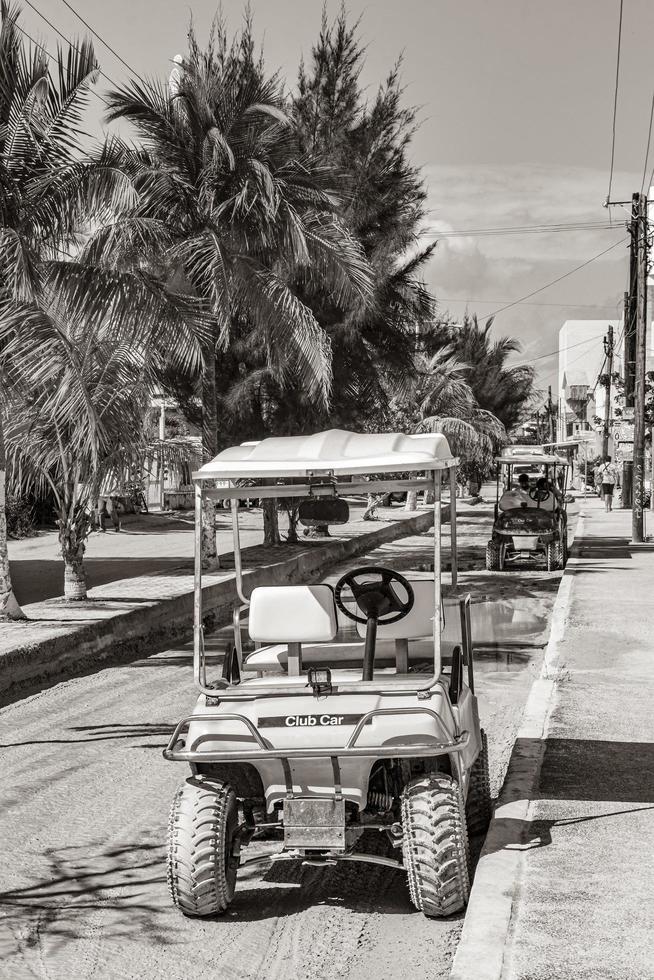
(233, 257, 332, 400)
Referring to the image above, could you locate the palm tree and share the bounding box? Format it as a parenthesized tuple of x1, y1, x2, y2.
(5, 317, 196, 599)
(390, 348, 506, 507)
(91, 17, 372, 551)
(435, 315, 536, 434)
(0, 3, 114, 618)
(0, 3, 207, 614)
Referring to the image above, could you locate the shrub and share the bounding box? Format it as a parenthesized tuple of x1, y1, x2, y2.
(6, 495, 36, 539)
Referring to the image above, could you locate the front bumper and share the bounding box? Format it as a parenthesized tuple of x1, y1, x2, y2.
(164, 707, 470, 795)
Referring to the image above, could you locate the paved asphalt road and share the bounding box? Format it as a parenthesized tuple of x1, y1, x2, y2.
(0, 502, 573, 979)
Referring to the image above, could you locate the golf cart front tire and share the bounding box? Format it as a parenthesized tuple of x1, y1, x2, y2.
(167, 777, 239, 917)
(546, 541, 565, 572)
(402, 774, 471, 917)
(485, 541, 501, 571)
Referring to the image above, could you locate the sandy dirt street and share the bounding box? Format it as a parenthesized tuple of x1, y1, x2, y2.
(0, 500, 577, 980)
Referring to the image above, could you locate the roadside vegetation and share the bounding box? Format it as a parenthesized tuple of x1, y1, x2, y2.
(0, 3, 536, 614)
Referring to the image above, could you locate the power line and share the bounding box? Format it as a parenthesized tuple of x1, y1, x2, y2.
(538, 340, 605, 386)
(21, 0, 118, 87)
(589, 352, 608, 398)
(438, 298, 621, 310)
(607, 0, 624, 202)
(512, 333, 607, 372)
(479, 237, 628, 321)
(14, 22, 112, 110)
(54, 0, 145, 84)
(640, 85, 654, 197)
(424, 219, 619, 242)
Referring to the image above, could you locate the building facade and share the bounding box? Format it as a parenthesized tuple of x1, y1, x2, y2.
(557, 319, 623, 456)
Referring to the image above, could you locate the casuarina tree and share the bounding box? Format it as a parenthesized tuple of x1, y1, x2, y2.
(291, 8, 436, 429)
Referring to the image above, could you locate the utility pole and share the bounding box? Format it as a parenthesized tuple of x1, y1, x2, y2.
(547, 386, 555, 444)
(602, 324, 614, 458)
(622, 286, 633, 506)
(622, 196, 639, 509)
(632, 192, 648, 542)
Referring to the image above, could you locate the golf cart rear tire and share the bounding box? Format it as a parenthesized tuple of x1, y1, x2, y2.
(466, 730, 493, 836)
(167, 777, 239, 917)
(402, 774, 470, 917)
(485, 542, 501, 571)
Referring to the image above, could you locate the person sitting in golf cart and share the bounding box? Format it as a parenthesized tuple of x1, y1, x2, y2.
(498, 472, 532, 511)
(499, 472, 557, 513)
(536, 468, 565, 509)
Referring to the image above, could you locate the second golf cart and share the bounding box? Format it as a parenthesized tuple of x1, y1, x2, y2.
(164, 429, 491, 919)
(486, 445, 569, 572)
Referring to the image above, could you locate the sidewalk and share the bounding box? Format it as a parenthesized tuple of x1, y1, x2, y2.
(7, 508, 274, 605)
(0, 505, 437, 701)
(452, 498, 654, 980)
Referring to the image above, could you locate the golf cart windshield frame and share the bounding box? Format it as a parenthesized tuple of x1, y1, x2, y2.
(494, 453, 569, 514)
(192, 461, 459, 699)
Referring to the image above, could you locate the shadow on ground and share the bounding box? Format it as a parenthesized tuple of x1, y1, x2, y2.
(482, 736, 654, 858)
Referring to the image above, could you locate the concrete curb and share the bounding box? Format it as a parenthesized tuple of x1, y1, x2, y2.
(450, 515, 584, 980)
(0, 510, 434, 701)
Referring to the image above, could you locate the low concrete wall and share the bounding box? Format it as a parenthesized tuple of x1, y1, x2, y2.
(0, 510, 435, 700)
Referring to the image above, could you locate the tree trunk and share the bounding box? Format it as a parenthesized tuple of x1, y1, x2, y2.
(285, 506, 300, 543)
(59, 522, 88, 601)
(363, 493, 384, 520)
(201, 496, 218, 569)
(0, 417, 25, 620)
(200, 343, 219, 567)
(263, 498, 280, 547)
(405, 490, 418, 512)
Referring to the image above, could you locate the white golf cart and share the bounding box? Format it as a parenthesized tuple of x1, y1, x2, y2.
(164, 430, 490, 918)
(486, 445, 569, 571)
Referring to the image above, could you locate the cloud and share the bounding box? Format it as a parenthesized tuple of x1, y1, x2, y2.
(416, 162, 637, 389)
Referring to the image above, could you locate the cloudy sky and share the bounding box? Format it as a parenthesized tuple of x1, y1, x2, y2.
(22, 0, 654, 395)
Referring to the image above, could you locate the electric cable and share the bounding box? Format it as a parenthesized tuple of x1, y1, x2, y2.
(21, 0, 118, 87)
(607, 0, 624, 202)
(437, 298, 621, 310)
(478, 237, 628, 320)
(539, 342, 604, 387)
(640, 85, 654, 197)
(424, 219, 618, 242)
(54, 0, 145, 84)
(14, 22, 113, 110)
(589, 353, 608, 398)
(511, 333, 607, 372)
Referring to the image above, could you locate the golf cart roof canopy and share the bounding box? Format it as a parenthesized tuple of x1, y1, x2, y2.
(496, 445, 566, 466)
(195, 429, 456, 480)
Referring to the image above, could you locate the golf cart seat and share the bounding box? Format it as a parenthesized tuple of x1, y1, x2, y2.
(244, 580, 456, 675)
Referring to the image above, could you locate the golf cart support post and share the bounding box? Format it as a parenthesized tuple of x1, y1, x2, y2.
(191, 461, 459, 698)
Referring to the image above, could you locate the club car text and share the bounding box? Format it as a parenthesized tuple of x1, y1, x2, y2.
(259, 714, 365, 728)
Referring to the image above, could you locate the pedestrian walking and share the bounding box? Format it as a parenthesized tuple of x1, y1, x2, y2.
(597, 456, 618, 512)
(96, 496, 121, 532)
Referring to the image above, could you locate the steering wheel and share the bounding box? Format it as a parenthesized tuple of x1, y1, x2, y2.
(529, 479, 551, 503)
(334, 566, 414, 626)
